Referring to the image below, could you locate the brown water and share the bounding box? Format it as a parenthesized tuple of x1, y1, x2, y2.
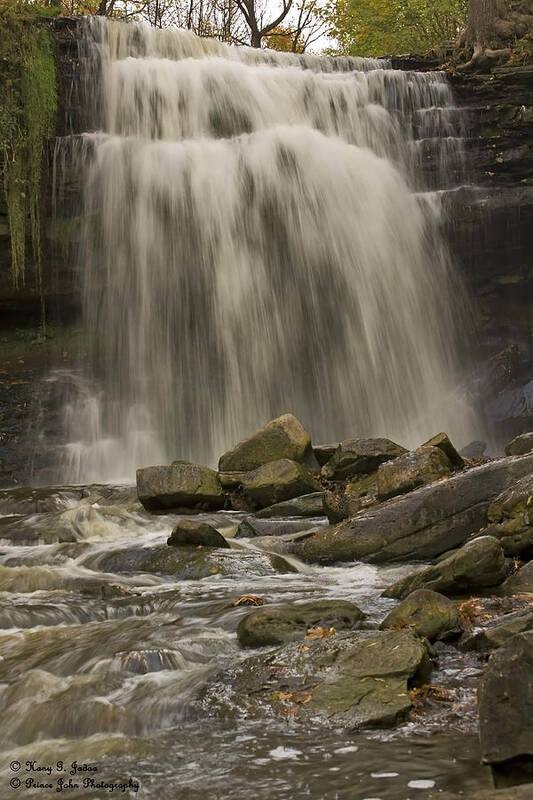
(0, 484, 492, 799)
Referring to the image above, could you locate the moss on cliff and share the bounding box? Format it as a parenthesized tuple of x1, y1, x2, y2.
(0, 1, 58, 330)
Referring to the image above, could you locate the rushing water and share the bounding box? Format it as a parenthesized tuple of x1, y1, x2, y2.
(0, 484, 491, 800)
(49, 19, 475, 483)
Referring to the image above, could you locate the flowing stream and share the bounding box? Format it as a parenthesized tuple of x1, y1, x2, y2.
(0, 484, 490, 799)
(50, 19, 475, 484)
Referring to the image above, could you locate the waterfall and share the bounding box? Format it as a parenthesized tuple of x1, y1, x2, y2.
(52, 18, 475, 483)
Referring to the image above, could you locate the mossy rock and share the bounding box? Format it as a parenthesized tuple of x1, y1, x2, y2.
(218, 414, 313, 472)
(377, 445, 452, 501)
(241, 459, 321, 509)
(500, 559, 533, 594)
(382, 536, 508, 599)
(485, 474, 533, 556)
(167, 519, 229, 548)
(203, 630, 429, 729)
(380, 588, 460, 641)
(136, 462, 224, 511)
(321, 438, 407, 481)
(237, 600, 365, 647)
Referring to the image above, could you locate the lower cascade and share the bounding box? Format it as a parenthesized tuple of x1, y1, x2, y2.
(51, 17, 476, 483)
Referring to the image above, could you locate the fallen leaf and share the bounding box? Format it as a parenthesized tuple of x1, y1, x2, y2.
(233, 594, 265, 607)
(306, 626, 335, 639)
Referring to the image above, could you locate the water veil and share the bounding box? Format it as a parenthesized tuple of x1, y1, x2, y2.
(50, 18, 476, 483)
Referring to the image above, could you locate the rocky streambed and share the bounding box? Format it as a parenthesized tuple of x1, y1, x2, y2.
(1, 415, 533, 799)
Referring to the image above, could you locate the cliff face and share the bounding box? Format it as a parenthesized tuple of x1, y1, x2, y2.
(447, 64, 533, 441)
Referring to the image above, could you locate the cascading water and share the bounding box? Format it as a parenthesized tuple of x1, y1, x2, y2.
(52, 18, 475, 483)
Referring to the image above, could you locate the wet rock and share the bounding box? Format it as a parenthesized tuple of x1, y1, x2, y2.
(321, 437, 407, 481)
(235, 518, 261, 538)
(323, 473, 378, 523)
(237, 600, 365, 648)
(217, 471, 247, 490)
(505, 432, 533, 456)
(479, 632, 533, 788)
(98, 544, 298, 578)
(218, 414, 313, 472)
(114, 649, 184, 674)
(167, 520, 229, 549)
(422, 432, 465, 469)
(0, 486, 85, 515)
(484, 475, 533, 556)
(292, 455, 533, 565)
(461, 609, 533, 651)
(382, 537, 508, 600)
(204, 630, 429, 729)
(434, 784, 533, 799)
(136, 462, 224, 511)
(501, 560, 533, 594)
(241, 459, 321, 510)
(313, 444, 337, 466)
(460, 440, 487, 459)
(255, 492, 324, 518)
(379, 589, 461, 642)
(377, 445, 452, 501)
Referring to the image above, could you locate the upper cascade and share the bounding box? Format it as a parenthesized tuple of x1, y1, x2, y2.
(51, 18, 475, 483)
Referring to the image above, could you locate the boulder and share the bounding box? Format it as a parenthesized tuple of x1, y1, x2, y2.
(218, 414, 313, 472)
(255, 492, 324, 518)
(380, 589, 460, 641)
(479, 632, 533, 788)
(422, 432, 465, 469)
(136, 463, 224, 511)
(501, 560, 533, 594)
(237, 600, 365, 648)
(217, 471, 247, 489)
(97, 544, 298, 579)
(203, 630, 429, 729)
(461, 609, 533, 651)
(377, 445, 452, 500)
(323, 473, 378, 523)
(292, 455, 533, 565)
(167, 520, 229, 548)
(460, 440, 487, 459)
(241, 459, 321, 509)
(321, 437, 407, 480)
(382, 537, 507, 600)
(484, 475, 533, 556)
(505, 432, 533, 457)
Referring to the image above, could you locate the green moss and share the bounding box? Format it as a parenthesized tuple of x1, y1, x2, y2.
(0, 2, 58, 332)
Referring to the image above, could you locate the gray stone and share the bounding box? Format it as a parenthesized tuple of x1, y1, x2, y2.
(479, 632, 533, 788)
(377, 445, 452, 500)
(237, 600, 365, 648)
(235, 518, 262, 538)
(460, 440, 487, 459)
(167, 520, 229, 548)
(241, 459, 321, 510)
(380, 589, 461, 641)
(98, 544, 298, 579)
(204, 630, 429, 729)
(321, 437, 407, 481)
(501, 560, 533, 594)
(505, 431, 533, 456)
(136, 463, 224, 511)
(461, 610, 533, 651)
(382, 536, 508, 600)
(254, 492, 324, 518)
(484, 474, 533, 556)
(292, 455, 533, 565)
(218, 414, 313, 472)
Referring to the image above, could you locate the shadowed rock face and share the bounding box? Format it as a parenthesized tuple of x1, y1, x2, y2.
(506, 432, 533, 457)
(382, 536, 507, 600)
(167, 520, 230, 549)
(501, 559, 533, 594)
(484, 474, 533, 556)
(202, 629, 429, 729)
(291, 454, 533, 565)
(321, 438, 407, 481)
(136, 463, 224, 511)
(478, 631, 533, 788)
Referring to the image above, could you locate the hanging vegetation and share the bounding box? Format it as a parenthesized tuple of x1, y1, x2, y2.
(0, 1, 58, 329)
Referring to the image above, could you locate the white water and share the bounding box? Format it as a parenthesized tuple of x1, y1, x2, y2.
(53, 19, 475, 482)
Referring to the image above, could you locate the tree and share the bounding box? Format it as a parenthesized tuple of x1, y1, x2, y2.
(324, 0, 467, 57)
(234, 0, 293, 47)
(265, 0, 327, 52)
(457, 0, 533, 69)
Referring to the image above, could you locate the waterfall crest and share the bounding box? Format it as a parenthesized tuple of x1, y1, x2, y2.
(53, 19, 474, 482)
